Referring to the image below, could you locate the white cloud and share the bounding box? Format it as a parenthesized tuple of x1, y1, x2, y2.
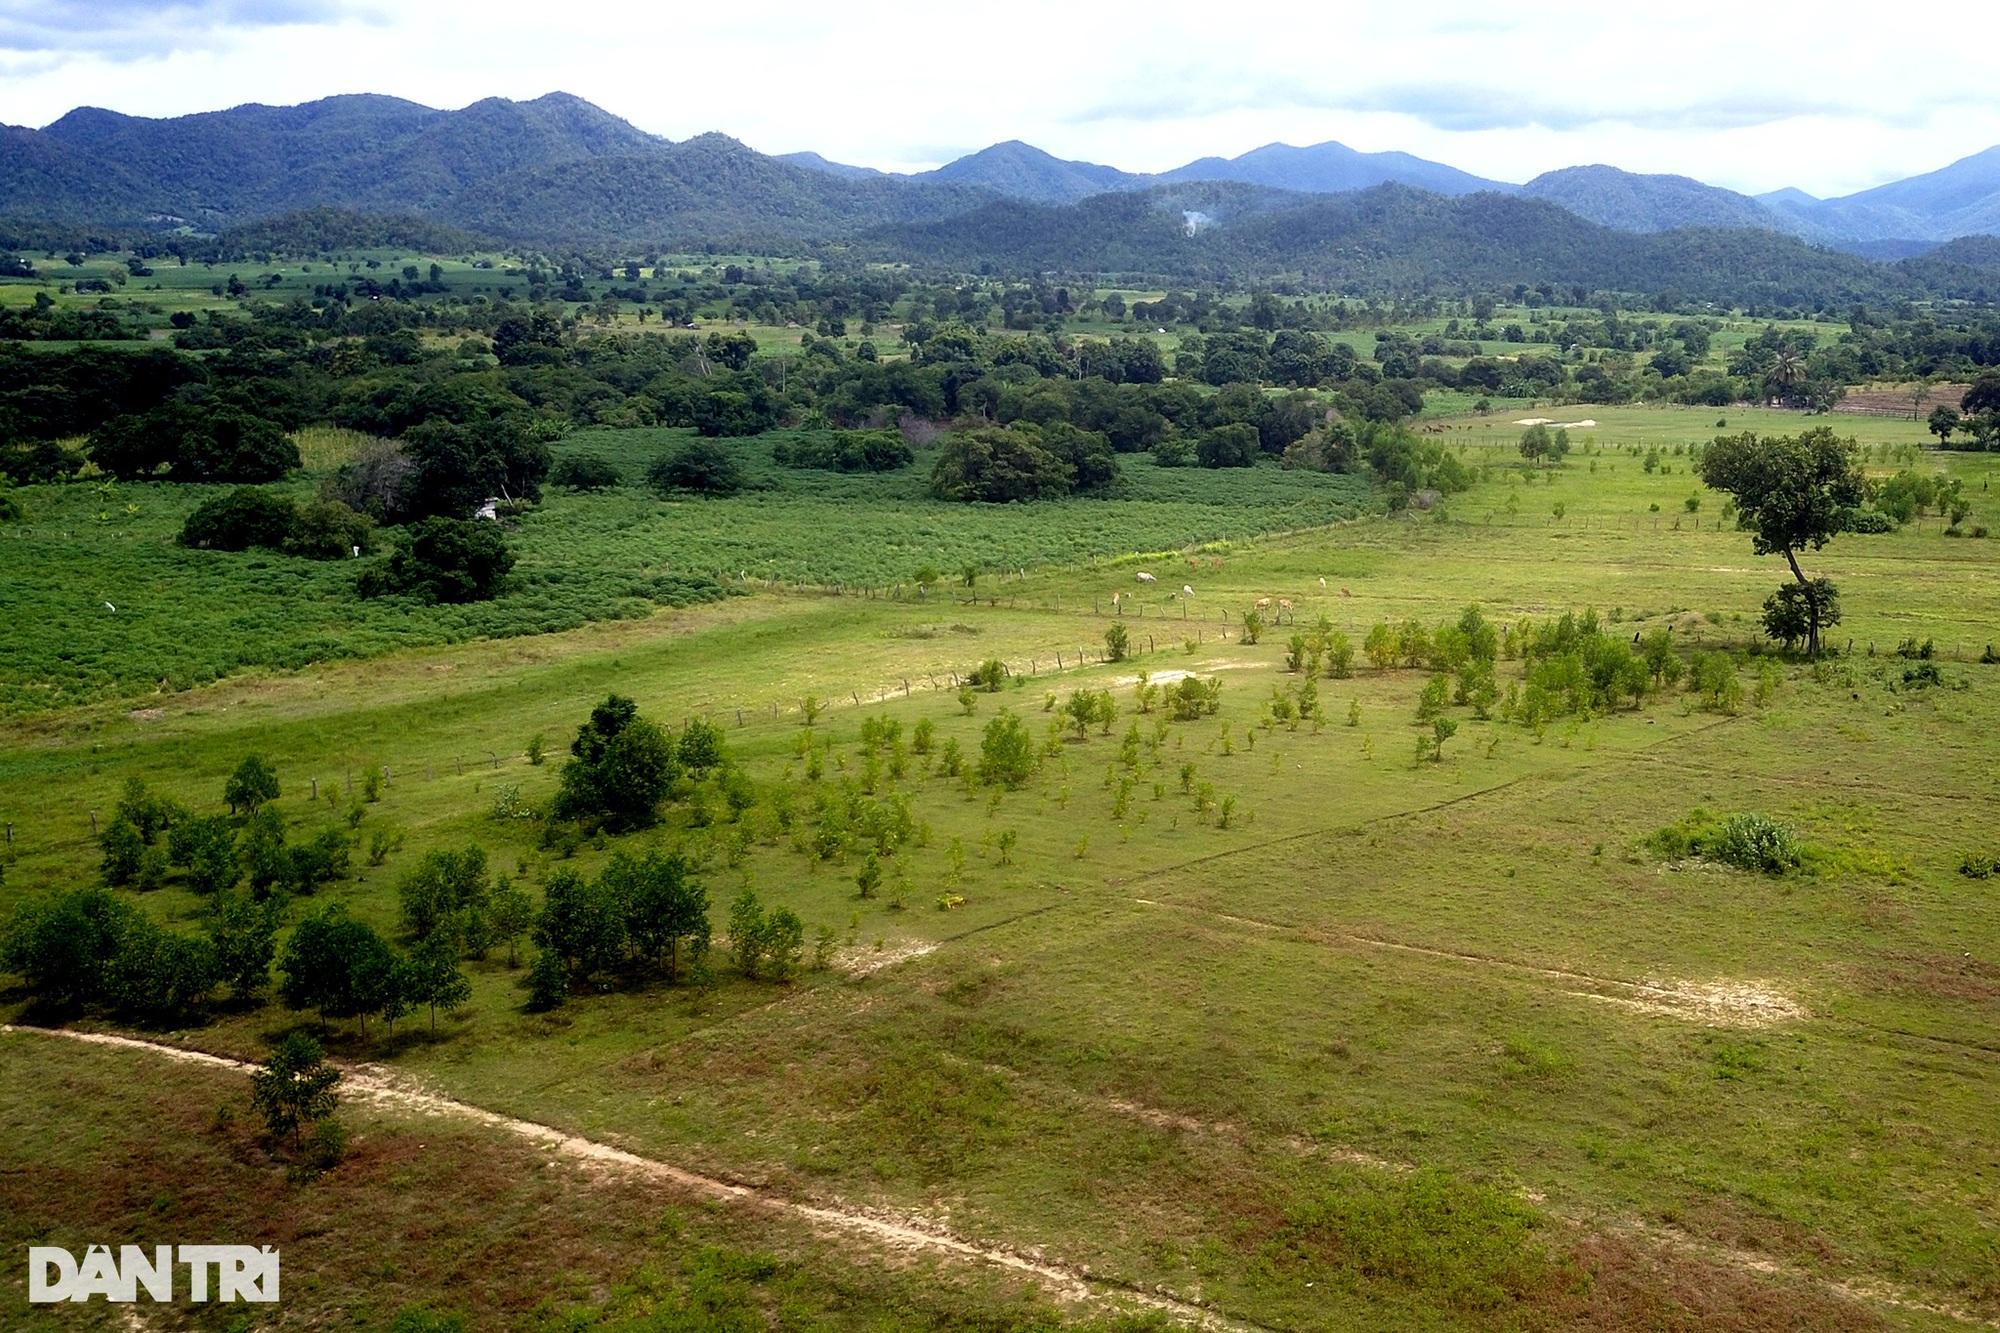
(1, 0, 1997, 197)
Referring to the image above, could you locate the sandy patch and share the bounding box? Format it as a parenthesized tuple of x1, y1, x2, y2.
(1568, 980, 1805, 1029)
(1111, 660, 1262, 688)
(839, 941, 938, 977)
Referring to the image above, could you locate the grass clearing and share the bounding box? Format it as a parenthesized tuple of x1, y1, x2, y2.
(2, 402, 1997, 1328)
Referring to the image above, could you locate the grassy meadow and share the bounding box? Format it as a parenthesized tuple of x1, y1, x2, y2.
(2, 402, 1998, 1329)
(0, 431, 1366, 715)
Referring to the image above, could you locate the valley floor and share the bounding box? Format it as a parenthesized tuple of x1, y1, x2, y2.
(4, 408, 1998, 1330)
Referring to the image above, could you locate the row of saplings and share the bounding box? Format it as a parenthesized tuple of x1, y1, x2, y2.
(0, 699, 817, 1035)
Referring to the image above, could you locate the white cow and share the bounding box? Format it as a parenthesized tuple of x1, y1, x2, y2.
(1182, 584, 1195, 598)
(1135, 571, 1157, 584)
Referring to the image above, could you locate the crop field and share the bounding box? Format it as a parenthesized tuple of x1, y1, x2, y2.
(3, 400, 1998, 1329)
(0, 432, 1366, 715)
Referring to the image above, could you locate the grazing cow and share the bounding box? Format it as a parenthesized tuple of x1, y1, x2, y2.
(1182, 584, 1195, 598)
(1254, 597, 1272, 611)
(1340, 587, 1353, 598)
(1278, 598, 1293, 615)
(1188, 557, 1200, 570)
(1136, 571, 1157, 584)
(1112, 591, 1122, 608)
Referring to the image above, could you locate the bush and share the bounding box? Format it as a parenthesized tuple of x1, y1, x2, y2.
(648, 440, 743, 495)
(105, 921, 219, 1025)
(966, 658, 1008, 692)
(1196, 424, 1259, 469)
(251, 1031, 340, 1148)
(771, 429, 912, 473)
(180, 488, 299, 552)
(977, 710, 1037, 788)
(169, 814, 242, 894)
(550, 453, 623, 490)
(1649, 809, 1803, 874)
(726, 889, 802, 980)
(283, 497, 375, 559)
(2, 887, 138, 1009)
(397, 846, 494, 952)
(358, 516, 513, 603)
(1761, 579, 1840, 652)
(552, 695, 679, 830)
(225, 754, 280, 814)
(184, 486, 376, 556)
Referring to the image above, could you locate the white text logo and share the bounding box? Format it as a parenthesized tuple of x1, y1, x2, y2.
(28, 1245, 280, 1303)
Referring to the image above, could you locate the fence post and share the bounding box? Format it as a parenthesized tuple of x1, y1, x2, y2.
(310, 778, 318, 802)
(90, 810, 97, 834)
(737, 708, 745, 727)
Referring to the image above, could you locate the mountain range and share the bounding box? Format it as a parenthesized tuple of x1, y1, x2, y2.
(3, 92, 1999, 303)
(791, 137, 2000, 251)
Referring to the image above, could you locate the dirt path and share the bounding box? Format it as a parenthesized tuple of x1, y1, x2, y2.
(0, 1023, 1254, 1331)
(1153, 902, 1807, 1030)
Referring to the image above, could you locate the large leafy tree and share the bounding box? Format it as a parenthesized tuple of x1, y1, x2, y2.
(603, 850, 710, 981)
(278, 904, 400, 1031)
(929, 426, 1075, 502)
(552, 694, 679, 829)
(359, 516, 513, 603)
(1697, 428, 1863, 655)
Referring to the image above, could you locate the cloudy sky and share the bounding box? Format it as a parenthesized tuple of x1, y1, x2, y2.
(3, 0, 1997, 197)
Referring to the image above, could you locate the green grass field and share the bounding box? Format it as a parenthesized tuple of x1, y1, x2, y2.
(0, 432, 1366, 715)
(3, 402, 1998, 1329)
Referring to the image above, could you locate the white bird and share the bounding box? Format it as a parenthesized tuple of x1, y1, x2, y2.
(103, 602, 116, 612)
(1318, 576, 1327, 589)
(1182, 584, 1195, 598)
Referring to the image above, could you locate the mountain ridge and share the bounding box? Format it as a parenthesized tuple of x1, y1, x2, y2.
(4, 91, 1998, 260)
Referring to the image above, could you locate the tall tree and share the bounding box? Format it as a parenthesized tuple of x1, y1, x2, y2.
(1697, 428, 1863, 655)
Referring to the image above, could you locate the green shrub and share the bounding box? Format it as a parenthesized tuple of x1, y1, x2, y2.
(771, 429, 911, 473)
(359, 517, 514, 604)
(549, 453, 622, 490)
(648, 440, 743, 495)
(1649, 809, 1803, 874)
